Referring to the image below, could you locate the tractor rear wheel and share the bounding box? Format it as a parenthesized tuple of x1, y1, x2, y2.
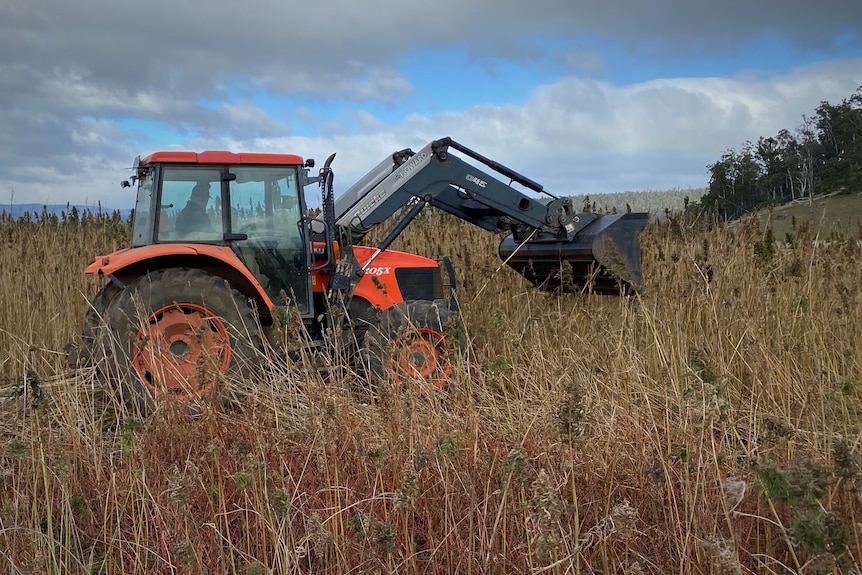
(362, 300, 454, 393)
(97, 268, 262, 416)
(67, 282, 121, 368)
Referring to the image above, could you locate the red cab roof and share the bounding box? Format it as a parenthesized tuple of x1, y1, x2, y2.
(140, 150, 305, 165)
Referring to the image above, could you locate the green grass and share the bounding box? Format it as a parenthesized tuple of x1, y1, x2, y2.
(758, 192, 862, 239)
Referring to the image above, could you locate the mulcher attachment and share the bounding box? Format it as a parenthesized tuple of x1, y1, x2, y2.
(498, 212, 649, 295)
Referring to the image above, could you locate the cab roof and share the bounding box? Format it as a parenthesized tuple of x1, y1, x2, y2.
(140, 150, 305, 165)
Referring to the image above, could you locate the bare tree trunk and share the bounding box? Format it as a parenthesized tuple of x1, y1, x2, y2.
(788, 168, 796, 200)
(802, 153, 814, 205)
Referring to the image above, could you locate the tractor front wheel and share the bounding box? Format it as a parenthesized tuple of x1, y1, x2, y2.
(362, 300, 454, 394)
(98, 268, 262, 416)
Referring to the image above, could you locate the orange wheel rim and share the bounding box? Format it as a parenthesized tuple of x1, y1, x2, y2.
(133, 303, 231, 402)
(391, 327, 452, 391)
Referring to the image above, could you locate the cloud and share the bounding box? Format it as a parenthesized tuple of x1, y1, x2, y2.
(5, 58, 860, 207)
(201, 59, 860, 197)
(564, 48, 607, 78)
(258, 66, 414, 103)
(1, 0, 860, 207)
(3, 0, 857, 107)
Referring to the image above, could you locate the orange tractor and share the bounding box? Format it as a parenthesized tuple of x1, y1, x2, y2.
(72, 137, 648, 414)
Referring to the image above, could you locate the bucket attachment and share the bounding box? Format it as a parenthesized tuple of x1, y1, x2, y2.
(498, 212, 649, 295)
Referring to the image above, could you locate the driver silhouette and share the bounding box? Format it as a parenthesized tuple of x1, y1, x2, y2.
(176, 182, 212, 237)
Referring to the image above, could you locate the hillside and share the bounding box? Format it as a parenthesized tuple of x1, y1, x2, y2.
(571, 187, 707, 215)
(750, 191, 862, 238)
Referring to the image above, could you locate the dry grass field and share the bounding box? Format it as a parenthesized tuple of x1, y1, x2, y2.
(1, 206, 862, 574)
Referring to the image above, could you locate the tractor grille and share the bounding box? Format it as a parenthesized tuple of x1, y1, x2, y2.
(395, 267, 444, 301)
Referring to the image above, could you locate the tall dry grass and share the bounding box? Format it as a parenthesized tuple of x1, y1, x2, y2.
(1, 207, 861, 574)
(0, 209, 129, 379)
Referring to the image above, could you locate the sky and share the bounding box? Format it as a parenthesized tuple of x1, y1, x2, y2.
(1, 0, 861, 212)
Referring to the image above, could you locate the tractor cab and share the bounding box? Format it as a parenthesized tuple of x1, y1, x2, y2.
(128, 151, 315, 315)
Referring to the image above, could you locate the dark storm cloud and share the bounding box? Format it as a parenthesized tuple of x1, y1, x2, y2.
(4, 0, 857, 108)
(477, 0, 861, 52)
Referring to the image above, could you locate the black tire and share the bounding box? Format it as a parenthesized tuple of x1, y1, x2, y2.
(97, 268, 262, 416)
(67, 282, 122, 369)
(361, 300, 454, 393)
(84, 282, 121, 340)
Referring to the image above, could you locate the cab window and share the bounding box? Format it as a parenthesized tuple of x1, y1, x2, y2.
(228, 166, 309, 313)
(157, 167, 222, 242)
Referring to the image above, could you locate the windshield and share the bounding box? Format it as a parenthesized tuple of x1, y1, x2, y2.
(228, 167, 302, 238)
(228, 166, 310, 314)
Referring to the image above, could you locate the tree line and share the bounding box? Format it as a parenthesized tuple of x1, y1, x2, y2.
(697, 87, 862, 219)
(572, 187, 706, 216)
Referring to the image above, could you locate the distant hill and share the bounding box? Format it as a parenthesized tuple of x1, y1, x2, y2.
(752, 191, 862, 238)
(1, 190, 704, 224)
(570, 187, 708, 215)
(0, 203, 132, 220)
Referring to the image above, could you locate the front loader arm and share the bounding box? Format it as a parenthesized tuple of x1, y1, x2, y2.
(333, 137, 649, 295)
(334, 137, 577, 244)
